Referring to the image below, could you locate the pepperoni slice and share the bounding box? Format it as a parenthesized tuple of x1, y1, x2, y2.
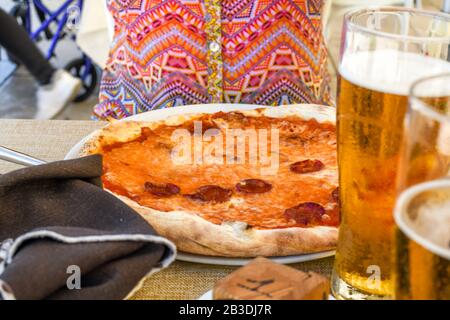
(185, 185, 232, 203)
(236, 179, 272, 194)
(144, 182, 180, 197)
(284, 202, 325, 226)
(290, 159, 324, 173)
(331, 187, 339, 202)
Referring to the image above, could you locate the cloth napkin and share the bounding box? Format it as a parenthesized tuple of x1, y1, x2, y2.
(0, 155, 176, 300)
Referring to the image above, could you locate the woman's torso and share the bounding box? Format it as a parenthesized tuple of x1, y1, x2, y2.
(94, 0, 330, 120)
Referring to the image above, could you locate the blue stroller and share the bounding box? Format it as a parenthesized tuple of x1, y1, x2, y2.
(8, 0, 98, 102)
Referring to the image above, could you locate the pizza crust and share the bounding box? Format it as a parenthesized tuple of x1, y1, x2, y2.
(117, 194, 337, 257)
(80, 105, 338, 257)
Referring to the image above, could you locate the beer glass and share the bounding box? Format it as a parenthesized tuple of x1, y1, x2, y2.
(331, 7, 450, 299)
(394, 180, 450, 300)
(393, 73, 450, 299)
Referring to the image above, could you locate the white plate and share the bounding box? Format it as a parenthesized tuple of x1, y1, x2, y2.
(177, 250, 335, 266)
(65, 103, 336, 266)
(198, 289, 335, 300)
(198, 290, 214, 300)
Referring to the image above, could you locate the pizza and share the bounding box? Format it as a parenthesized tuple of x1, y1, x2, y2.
(80, 105, 339, 257)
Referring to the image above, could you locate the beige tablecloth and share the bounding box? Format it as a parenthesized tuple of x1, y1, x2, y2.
(0, 119, 334, 300)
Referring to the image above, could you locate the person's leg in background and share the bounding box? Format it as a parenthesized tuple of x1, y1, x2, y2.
(0, 7, 54, 85)
(0, 8, 81, 119)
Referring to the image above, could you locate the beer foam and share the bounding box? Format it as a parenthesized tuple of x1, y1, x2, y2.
(398, 185, 450, 259)
(339, 49, 450, 96)
(411, 196, 450, 250)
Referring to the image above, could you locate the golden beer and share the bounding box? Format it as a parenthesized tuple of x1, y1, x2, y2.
(394, 181, 450, 300)
(397, 94, 450, 191)
(332, 49, 450, 299)
(334, 77, 406, 298)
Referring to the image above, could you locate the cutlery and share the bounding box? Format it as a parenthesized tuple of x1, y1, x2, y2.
(0, 146, 46, 167)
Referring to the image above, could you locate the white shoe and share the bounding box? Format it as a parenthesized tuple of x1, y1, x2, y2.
(35, 69, 82, 120)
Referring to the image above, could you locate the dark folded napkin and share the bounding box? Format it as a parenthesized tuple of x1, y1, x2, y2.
(0, 155, 176, 300)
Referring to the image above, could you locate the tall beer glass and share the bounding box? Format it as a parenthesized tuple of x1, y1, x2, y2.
(331, 7, 450, 299)
(394, 180, 450, 300)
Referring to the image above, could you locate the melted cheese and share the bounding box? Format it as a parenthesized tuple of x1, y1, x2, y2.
(101, 113, 339, 229)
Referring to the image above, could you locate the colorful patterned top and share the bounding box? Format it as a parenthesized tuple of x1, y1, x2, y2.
(94, 0, 331, 120)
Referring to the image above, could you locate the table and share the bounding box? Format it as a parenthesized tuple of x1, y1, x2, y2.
(0, 119, 334, 299)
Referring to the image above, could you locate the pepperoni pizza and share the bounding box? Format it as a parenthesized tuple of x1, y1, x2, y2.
(81, 106, 338, 257)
